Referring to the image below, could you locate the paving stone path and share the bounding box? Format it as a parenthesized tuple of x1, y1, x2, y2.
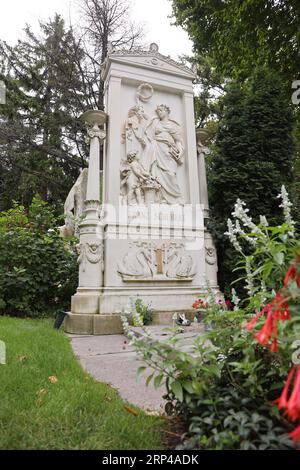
(68, 323, 204, 413)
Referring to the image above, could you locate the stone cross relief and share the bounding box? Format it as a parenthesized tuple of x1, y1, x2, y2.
(120, 83, 185, 205)
(117, 241, 197, 281)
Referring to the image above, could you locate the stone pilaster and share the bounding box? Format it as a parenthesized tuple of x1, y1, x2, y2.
(70, 110, 107, 316)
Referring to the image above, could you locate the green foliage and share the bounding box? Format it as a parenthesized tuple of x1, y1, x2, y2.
(0, 197, 77, 317)
(127, 210, 300, 450)
(181, 390, 293, 450)
(208, 67, 295, 293)
(124, 297, 153, 327)
(135, 297, 153, 326)
(171, 0, 300, 88)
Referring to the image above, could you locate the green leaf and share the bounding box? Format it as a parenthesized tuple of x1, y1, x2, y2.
(154, 374, 164, 389)
(146, 373, 154, 386)
(136, 366, 147, 378)
(170, 381, 183, 402)
(273, 252, 284, 265)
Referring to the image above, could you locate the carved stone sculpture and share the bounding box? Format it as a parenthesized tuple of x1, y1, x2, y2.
(77, 242, 103, 272)
(118, 241, 196, 281)
(165, 243, 196, 279)
(120, 152, 159, 205)
(117, 242, 153, 279)
(121, 86, 185, 205)
(59, 169, 88, 237)
(122, 105, 149, 160)
(205, 246, 217, 266)
(145, 104, 184, 204)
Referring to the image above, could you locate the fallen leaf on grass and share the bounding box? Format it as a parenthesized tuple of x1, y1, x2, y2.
(124, 405, 139, 417)
(18, 355, 28, 363)
(105, 395, 112, 402)
(144, 410, 161, 417)
(36, 388, 48, 396)
(48, 375, 58, 384)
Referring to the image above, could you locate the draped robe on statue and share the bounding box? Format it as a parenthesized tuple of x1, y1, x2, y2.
(145, 118, 184, 204)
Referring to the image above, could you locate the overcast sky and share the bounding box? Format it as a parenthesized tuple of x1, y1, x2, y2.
(0, 0, 193, 59)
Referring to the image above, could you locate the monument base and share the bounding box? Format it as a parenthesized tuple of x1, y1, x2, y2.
(65, 313, 124, 335)
(64, 310, 197, 335)
(64, 286, 218, 335)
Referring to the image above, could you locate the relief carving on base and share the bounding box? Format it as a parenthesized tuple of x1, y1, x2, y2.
(77, 242, 104, 272)
(117, 241, 196, 281)
(205, 246, 217, 266)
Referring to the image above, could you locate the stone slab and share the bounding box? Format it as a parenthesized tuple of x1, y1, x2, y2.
(64, 313, 94, 335)
(68, 323, 204, 411)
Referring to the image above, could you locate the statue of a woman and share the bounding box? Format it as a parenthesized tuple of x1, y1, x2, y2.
(145, 105, 184, 204)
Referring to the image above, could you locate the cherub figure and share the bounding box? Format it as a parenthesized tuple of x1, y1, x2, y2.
(121, 152, 152, 205)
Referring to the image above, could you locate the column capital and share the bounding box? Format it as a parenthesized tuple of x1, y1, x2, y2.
(81, 109, 107, 126)
(86, 125, 106, 142)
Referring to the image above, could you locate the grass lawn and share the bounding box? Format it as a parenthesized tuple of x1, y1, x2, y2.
(0, 316, 164, 450)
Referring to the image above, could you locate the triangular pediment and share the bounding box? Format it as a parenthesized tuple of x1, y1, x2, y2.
(103, 48, 195, 80)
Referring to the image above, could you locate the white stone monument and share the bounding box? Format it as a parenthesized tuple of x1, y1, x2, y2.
(65, 45, 218, 335)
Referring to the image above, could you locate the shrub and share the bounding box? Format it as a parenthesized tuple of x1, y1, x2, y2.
(0, 196, 78, 317)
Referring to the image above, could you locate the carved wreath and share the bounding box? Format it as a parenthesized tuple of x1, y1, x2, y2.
(77, 242, 103, 272)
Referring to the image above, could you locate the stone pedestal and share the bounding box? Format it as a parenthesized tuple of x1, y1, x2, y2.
(65, 110, 107, 334)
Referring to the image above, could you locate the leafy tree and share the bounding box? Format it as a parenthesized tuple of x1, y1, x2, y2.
(171, 0, 300, 87)
(208, 67, 295, 293)
(0, 15, 89, 211)
(0, 3, 145, 211)
(172, 0, 300, 199)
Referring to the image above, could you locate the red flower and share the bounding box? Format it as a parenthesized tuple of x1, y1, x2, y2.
(275, 367, 300, 422)
(246, 305, 269, 332)
(275, 367, 296, 410)
(272, 292, 291, 321)
(225, 299, 233, 310)
(246, 291, 291, 351)
(192, 298, 209, 309)
(270, 337, 279, 353)
(289, 424, 300, 444)
(254, 311, 276, 346)
(284, 262, 300, 288)
(286, 367, 300, 422)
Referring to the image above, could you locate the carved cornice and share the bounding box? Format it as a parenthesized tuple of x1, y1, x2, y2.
(102, 47, 195, 80)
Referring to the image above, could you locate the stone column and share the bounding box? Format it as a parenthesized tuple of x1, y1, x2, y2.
(105, 76, 122, 206)
(183, 91, 200, 205)
(196, 128, 210, 218)
(71, 110, 107, 316)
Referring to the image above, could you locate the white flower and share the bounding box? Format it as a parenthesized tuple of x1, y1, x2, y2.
(245, 257, 255, 297)
(225, 218, 243, 252)
(231, 288, 240, 311)
(232, 199, 262, 235)
(277, 185, 295, 237)
(259, 215, 269, 227)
